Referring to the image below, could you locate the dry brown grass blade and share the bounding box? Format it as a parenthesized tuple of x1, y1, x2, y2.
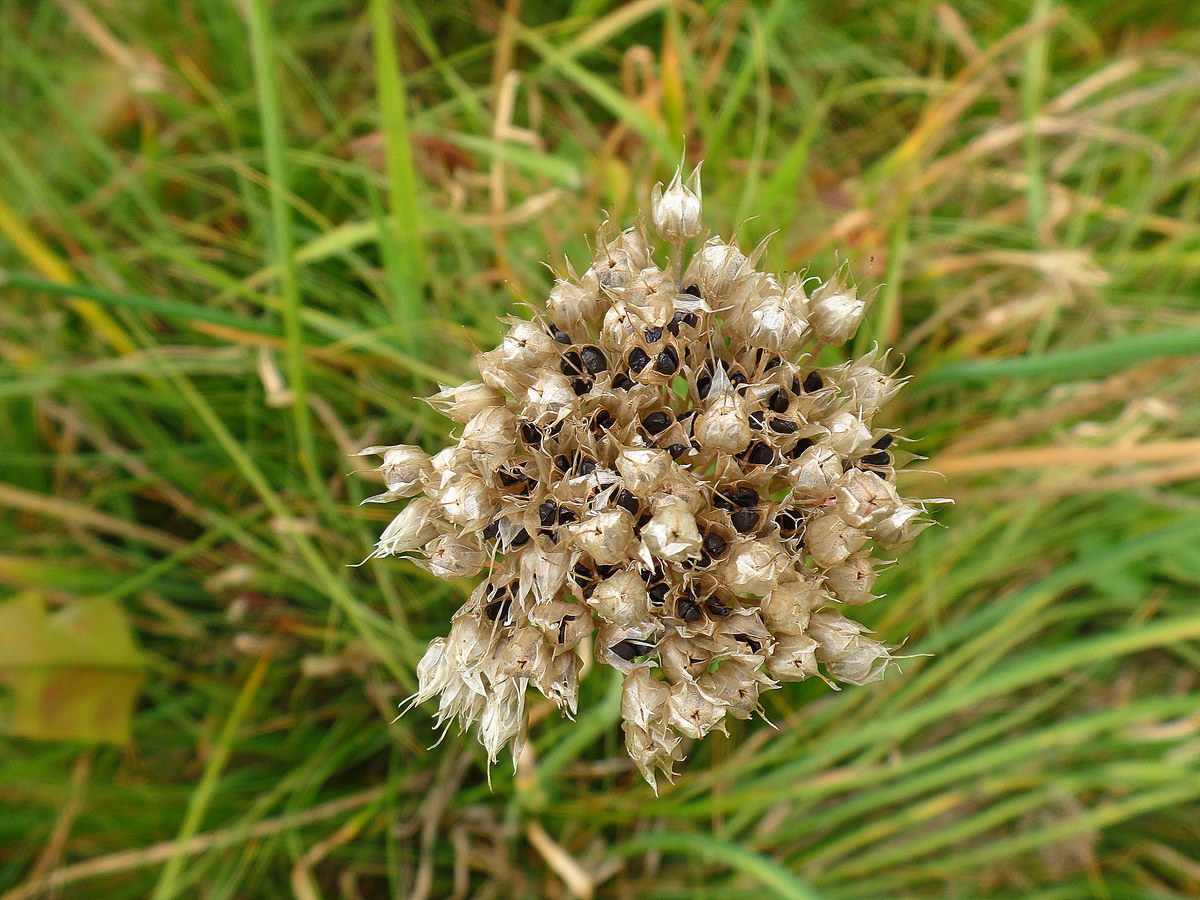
(926, 439, 1200, 477)
(940, 360, 1184, 455)
(0, 787, 387, 900)
(0, 482, 186, 554)
(525, 820, 596, 900)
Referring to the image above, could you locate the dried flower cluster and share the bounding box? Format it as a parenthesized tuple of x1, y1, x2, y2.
(360, 165, 937, 790)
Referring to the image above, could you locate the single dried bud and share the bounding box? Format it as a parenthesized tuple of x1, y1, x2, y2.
(355, 444, 431, 502)
(809, 269, 866, 346)
(436, 474, 495, 530)
(683, 237, 749, 302)
(616, 448, 672, 495)
(570, 509, 634, 565)
(715, 539, 789, 596)
(694, 387, 752, 454)
(760, 577, 825, 635)
(588, 568, 650, 625)
(375, 497, 438, 556)
(804, 512, 867, 568)
(421, 532, 486, 579)
(641, 498, 702, 563)
(823, 553, 878, 605)
(825, 411, 875, 457)
(651, 163, 703, 244)
(834, 469, 900, 529)
(461, 406, 517, 465)
(809, 610, 894, 685)
(369, 164, 940, 786)
(426, 380, 506, 424)
(871, 502, 932, 547)
(547, 277, 603, 333)
(789, 444, 843, 498)
(622, 666, 671, 733)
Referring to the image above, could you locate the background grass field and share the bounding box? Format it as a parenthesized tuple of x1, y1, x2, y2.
(3, 1, 1200, 898)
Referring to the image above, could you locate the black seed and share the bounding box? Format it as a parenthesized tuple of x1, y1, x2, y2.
(509, 528, 530, 548)
(730, 371, 748, 388)
(583, 583, 596, 599)
(628, 347, 651, 372)
(731, 487, 759, 507)
(635, 514, 652, 533)
(736, 633, 762, 653)
(572, 378, 591, 395)
(655, 346, 679, 375)
(570, 563, 592, 585)
(731, 508, 760, 533)
(703, 532, 728, 558)
(666, 310, 686, 336)
(770, 418, 798, 434)
(713, 492, 735, 511)
(677, 596, 702, 623)
(616, 490, 640, 515)
(610, 640, 651, 661)
(690, 439, 701, 452)
(560, 350, 585, 377)
(613, 373, 635, 390)
(749, 410, 765, 431)
(555, 455, 571, 473)
(597, 564, 619, 579)
(580, 345, 607, 374)
(697, 373, 712, 399)
(803, 371, 824, 392)
(498, 469, 523, 486)
(644, 326, 663, 343)
(520, 478, 536, 495)
(643, 411, 672, 434)
(551, 327, 572, 344)
(747, 442, 774, 465)
(593, 409, 615, 429)
(862, 451, 892, 467)
(667, 443, 687, 460)
(769, 389, 789, 413)
(765, 356, 783, 370)
(789, 437, 815, 458)
(706, 598, 731, 617)
(648, 582, 670, 605)
(484, 598, 512, 622)
(873, 434, 894, 450)
(683, 284, 702, 297)
(578, 457, 598, 476)
(538, 501, 559, 526)
(791, 376, 801, 394)
(482, 520, 500, 540)
(486, 581, 508, 598)
(521, 423, 542, 445)
(557, 615, 574, 644)
(547, 421, 564, 437)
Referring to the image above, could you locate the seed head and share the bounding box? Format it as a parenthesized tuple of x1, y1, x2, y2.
(362, 164, 942, 787)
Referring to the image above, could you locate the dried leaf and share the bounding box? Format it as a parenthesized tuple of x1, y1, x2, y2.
(0, 592, 146, 744)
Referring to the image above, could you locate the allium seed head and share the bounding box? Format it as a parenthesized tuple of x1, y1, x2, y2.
(363, 164, 942, 787)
